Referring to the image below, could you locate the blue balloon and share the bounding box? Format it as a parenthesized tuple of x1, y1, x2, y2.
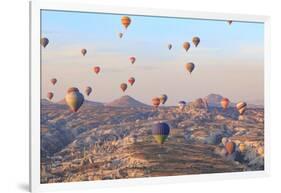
(152, 122, 170, 144)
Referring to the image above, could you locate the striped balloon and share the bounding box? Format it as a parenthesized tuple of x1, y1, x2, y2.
(236, 102, 247, 115)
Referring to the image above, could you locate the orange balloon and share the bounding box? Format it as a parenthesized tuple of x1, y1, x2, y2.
(152, 97, 161, 108)
(121, 16, 131, 29)
(221, 97, 230, 110)
(225, 141, 236, 155)
(185, 62, 195, 74)
(183, 42, 190, 52)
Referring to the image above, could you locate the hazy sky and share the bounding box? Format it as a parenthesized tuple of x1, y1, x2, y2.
(41, 10, 264, 106)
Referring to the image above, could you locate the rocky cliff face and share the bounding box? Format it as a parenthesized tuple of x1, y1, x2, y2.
(40, 96, 264, 183)
(204, 94, 224, 107)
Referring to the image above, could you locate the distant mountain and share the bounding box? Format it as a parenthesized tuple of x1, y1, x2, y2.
(41, 99, 53, 105)
(188, 98, 208, 109)
(57, 99, 104, 107)
(204, 94, 224, 107)
(105, 95, 149, 108)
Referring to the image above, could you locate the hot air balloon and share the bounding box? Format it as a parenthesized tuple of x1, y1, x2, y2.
(85, 86, 92, 96)
(50, 78, 57, 85)
(152, 122, 170, 144)
(40, 37, 49, 48)
(81, 48, 87, 56)
(65, 87, 84, 112)
(225, 141, 236, 155)
(121, 16, 131, 29)
(152, 97, 161, 108)
(183, 42, 190, 52)
(257, 146, 264, 156)
(192, 36, 200, 47)
(221, 137, 229, 146)
(120, 83, 127, 92)
(228, 20, 233, 25)
(178, 101, 186, 111)
(221, 98, 230, 110)
(47, 92, 54, 100)
(185, 62, 195, 74)
(128, 77, 135, 86)
(159, 94, 168, 104)
(93, 66, 100, 74)
(238, 143, 246, 153)
(236, 102, 247, 115)
(118, 32, 123, 38)
(129, 56, 136, 64)
(168, 44, 172, 50)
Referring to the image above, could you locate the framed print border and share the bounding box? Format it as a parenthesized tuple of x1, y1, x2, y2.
(30, 1, 270, 192)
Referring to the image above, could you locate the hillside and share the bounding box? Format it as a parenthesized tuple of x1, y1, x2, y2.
(105, 95, 149, 108)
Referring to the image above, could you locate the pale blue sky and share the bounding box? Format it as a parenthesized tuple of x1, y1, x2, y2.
(41, 10, 264, 105)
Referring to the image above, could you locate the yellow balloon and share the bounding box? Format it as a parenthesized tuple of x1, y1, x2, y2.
(65, 87, 84, 112)
(238, 143, 246, 153)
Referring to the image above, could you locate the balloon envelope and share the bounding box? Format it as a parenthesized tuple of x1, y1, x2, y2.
(50, 78, 57, 85)
(129, 57, 136, 64)
(47, 92, 53, 100)
(93, 66, 100, 74)
(192, 37, 200, 47)
(120, 83, 127, 92)
(221, 137, 229, 146)
(152, 122, 170, 144)
(185, 62, 195, 74)
(152, 97, 161, 108)
(183, 42, 190, 52)
(236, 102, 247, 115)
(85, 86, 92, 96)
(221, 98, 230, 110)
(159, 94, 168, 104)
(128, 77, 135, 86)
(121, 16, 131, 29)
(168, 44, 172, 50)
(81, 48, 87, 56)
(257, 146, 264, 156)
(238, 143, 246, 153)
(65, 87, 84, 112)
(178, 101, 186, 110)
(41, 37, 49, 48)
(225, 141, 236, 155)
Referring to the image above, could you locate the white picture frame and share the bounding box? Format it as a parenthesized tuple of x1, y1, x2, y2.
(30, 0, 271, 192)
